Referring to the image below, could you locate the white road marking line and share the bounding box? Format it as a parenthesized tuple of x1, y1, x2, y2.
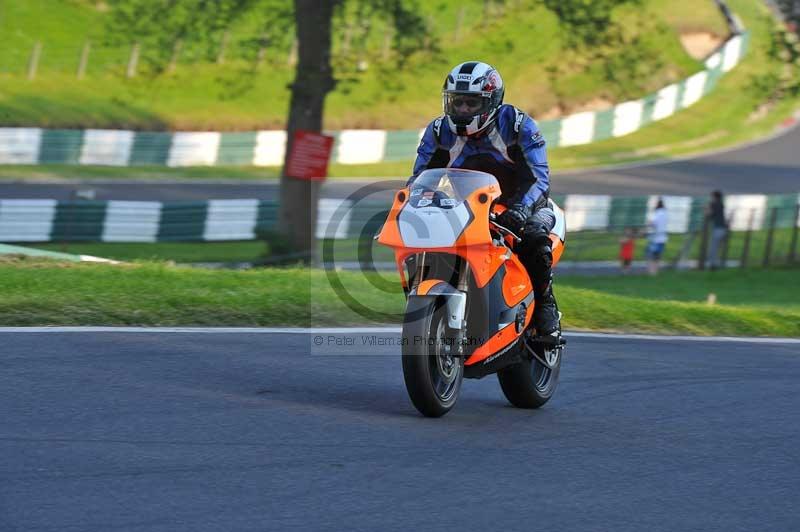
(0, 327, 798, 344)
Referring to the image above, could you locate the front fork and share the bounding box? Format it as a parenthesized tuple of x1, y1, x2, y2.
(407, 254, 470, 356)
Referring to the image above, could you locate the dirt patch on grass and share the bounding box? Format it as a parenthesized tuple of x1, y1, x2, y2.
(540, 97, 614, 120)
(680, 32, 725, 60)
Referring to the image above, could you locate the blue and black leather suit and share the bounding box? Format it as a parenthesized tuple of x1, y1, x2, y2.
(410, 104, 557, 298)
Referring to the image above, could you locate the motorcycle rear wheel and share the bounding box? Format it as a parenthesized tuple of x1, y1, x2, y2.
(402, 298, 464, 417)
(497, 336, 561, 409)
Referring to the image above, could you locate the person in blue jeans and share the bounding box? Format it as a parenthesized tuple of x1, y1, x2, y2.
(647, 198, 669, 275)
(408, 61, 559, 340)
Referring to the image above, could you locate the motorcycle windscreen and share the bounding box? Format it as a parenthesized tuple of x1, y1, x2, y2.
(399, 168, 496, 247)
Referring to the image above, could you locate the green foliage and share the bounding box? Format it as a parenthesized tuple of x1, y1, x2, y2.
(775, 0, 800, 36)
(764, 21, 800, 96)
(0, 0, 728, 130)
(542, 0, 643, 47)
(104, 0, 290, 71)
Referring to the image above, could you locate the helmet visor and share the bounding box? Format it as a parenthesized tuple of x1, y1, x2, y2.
(443, 91, 492, 119)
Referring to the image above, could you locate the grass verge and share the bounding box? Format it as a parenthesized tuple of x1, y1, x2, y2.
(1, 256, 798, 337)
(30, 223, 800, 265)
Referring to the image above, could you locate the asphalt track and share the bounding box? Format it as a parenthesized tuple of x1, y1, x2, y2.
(0, 118, 798, 201)
(1, 330, 799, 531)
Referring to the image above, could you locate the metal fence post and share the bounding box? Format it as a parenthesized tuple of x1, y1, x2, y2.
(789, 203, 800, 264)
(763, 207, 778, 267)
(168, 39, 182, 73)
(698, 217, 710, 270)
(741, 209, 754, 268)
(77, 41, 90, 79)
(126, 42, 140, 78)
(256, 34, 268, 68)
(27, 41, 42, 80)
(216, 29, 230, 64)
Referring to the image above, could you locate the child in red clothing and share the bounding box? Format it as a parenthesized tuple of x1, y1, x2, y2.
(619, 228, 635, 273)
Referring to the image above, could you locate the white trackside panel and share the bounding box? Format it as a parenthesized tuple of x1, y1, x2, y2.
(725, 195, 767, 231)
(398, 203, 471, 248)
(564, 195, 611, 231)
(647, 196, 693, 233)
(559, 112, 596, 147)
(316, 199, 353, 240)
(168, 132, 221, 167)
(80, 129, 135, 166)
(652, 84, 679, 121)
(681, 71, 708, 108)
(335, 130, 387, 165)
(102, 201, 162, 242)
(613, 100, 644, 138)
(0, 128, 42, 164)
(704, 51, 722, 70)
(0, 199, 57, 242)
(797, 194, 800, 228)
(722, 35, 743, 72)
(253, 131, 287, 166)
(203, 199, 260, 241)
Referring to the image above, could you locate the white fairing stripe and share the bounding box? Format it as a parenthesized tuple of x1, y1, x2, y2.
(549, 199, 566, 241)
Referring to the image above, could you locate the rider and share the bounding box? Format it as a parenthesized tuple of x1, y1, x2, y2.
(409, 60, 559, 340)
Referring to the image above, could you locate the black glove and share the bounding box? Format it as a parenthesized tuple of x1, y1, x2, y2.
(497, 204, 529, 232)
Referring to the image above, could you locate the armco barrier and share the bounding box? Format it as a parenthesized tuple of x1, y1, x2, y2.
(1, 192, 797, 243)
(0, 32, 749, 167)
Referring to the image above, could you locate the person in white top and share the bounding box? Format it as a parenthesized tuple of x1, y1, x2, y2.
(647, 198, 669, 275)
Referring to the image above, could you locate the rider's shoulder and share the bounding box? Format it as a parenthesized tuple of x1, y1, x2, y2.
(423, 115, 447, 135)
(495, 104, 539, 141)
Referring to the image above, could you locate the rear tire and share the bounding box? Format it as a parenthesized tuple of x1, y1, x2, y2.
(497, 336, 561, 409)
(402, 298, 464, 417)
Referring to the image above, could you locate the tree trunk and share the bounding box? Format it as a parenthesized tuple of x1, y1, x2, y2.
(278, 0, 339, 264)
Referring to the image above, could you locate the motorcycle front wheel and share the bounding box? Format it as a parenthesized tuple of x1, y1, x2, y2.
(401, 297, 464, 417)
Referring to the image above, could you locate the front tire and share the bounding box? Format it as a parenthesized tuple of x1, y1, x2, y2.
(402, 297, 464, 417)
(497, 335, 561, 409)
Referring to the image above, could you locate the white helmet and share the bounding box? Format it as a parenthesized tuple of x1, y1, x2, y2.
(442, 61, 505, 136)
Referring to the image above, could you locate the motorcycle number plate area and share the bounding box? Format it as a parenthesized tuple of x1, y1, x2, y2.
(397, 204, 471, 248)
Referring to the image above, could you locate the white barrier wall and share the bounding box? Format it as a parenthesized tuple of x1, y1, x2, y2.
(168, 132, 221, 167)
(726, 195, 768, 231)
(316, 199, 353, 239)
(0, 128, 42, 164)
(559, 112, 596, 147)
(203, 199, 260, 240)
(564, 195, 612, 231)
(102, 201, 162, 242)
(335, 130, 387, 165)
(647, 196, 694, 233)
(0, 199, 57, 242)
(613, 101, 645, 138)
(253, 131, 287, 166)
(80, 129, 135, 166)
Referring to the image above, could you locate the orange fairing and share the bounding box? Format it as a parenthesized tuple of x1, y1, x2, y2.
(465, 322, 517, 366)
(377, 181, 506, 289)
(415, 279, 443, 296)
(501, 254, 531, 307)
(550, 234, 565, 267)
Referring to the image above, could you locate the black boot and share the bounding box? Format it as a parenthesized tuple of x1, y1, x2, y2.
(533, 279, 560, 339)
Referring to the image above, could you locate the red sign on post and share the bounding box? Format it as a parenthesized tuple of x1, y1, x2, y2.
(285, 130, 335, 181)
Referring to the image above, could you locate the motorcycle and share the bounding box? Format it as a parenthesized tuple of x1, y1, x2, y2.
(377, 168, 566, 417)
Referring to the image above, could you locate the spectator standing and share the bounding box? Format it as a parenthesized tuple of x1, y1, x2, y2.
(705, 189, 729, 270)
(647, 198, 669, 275)
(619, 227, 636, 273)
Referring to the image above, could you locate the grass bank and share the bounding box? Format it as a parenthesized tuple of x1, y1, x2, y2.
(1, 256, 798, 337)
(0, 0, 721, 130)
(31, 222, 800, 265)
